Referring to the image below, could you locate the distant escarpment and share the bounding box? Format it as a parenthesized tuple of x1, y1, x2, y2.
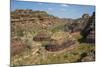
(11, 9, 94, 34)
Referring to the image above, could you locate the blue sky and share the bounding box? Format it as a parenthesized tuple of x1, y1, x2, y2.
(11, 0, 95, 19)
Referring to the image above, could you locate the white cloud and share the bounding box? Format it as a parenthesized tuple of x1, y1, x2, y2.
(38, 3, 43, 5)
(61, 4, 69, 7)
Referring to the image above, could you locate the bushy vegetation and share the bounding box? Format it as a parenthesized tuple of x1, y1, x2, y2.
(11, 10, 95, 66)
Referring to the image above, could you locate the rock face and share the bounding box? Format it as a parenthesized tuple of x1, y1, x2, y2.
(45, 40, 76, 52)
(64, 14, 90, 33)
(33, 31, 51, 41)
(81, 12, 95, 43)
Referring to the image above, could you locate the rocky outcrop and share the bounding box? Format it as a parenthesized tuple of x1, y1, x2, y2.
(45, 40, 76, 52)
(33, 31, 51, 41)
(44, 32, 78, 52)
(64, 14, 90, 33)
(80, 12, 95, 43)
